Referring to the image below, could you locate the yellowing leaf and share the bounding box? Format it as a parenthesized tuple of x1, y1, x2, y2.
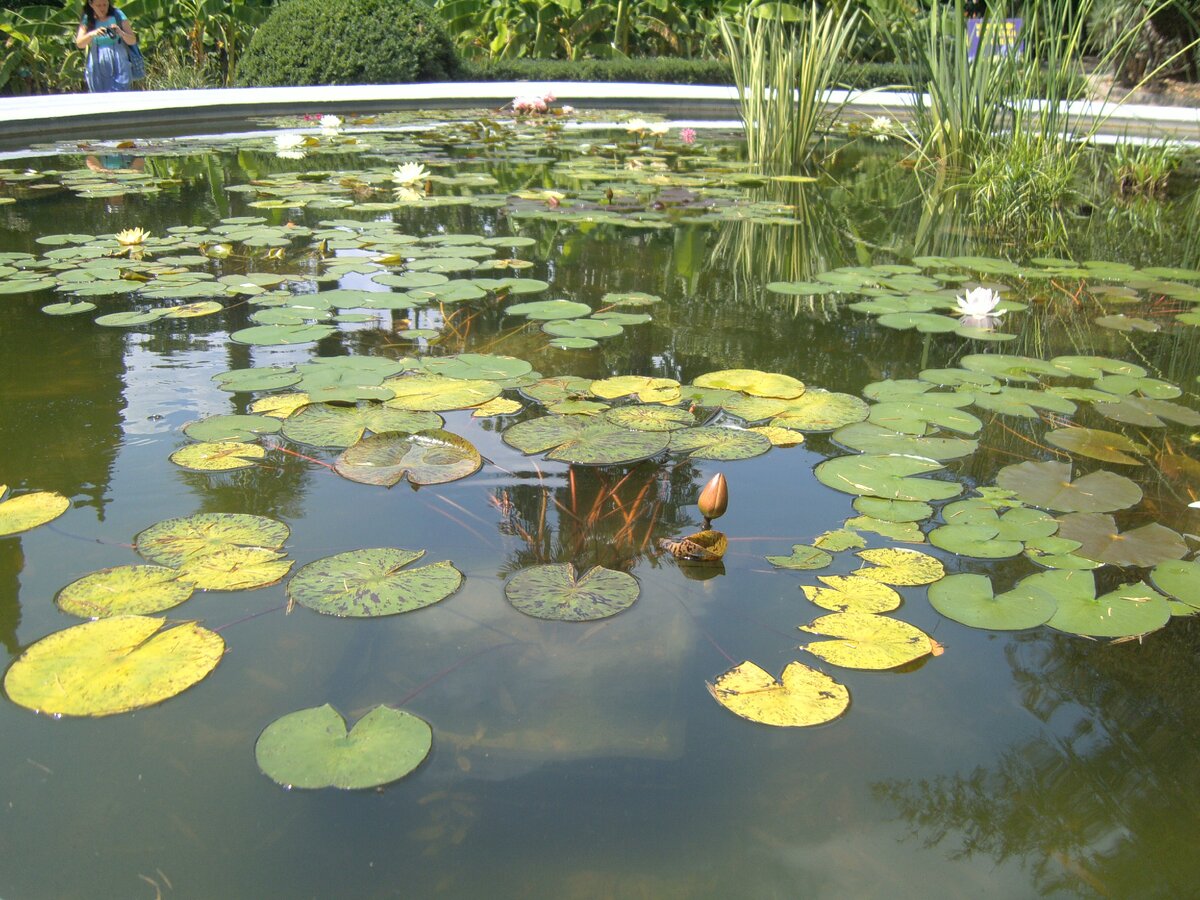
(175, 547, 293, 591)
(250, 392, 312, 419)
(472, 397, 523, 417)
(660, 529, 727, 560)
(0, 487, 70, 537)
(170, 441, 266, 471)
(855, 547, 945, 585)
(799, 612, 932, 669)
(749, 425, 805, 446)
(590, 375, 681, 404)
(56, 565, 194, 618)
(3, 616, 224, 717)
(802, 575, 901, 613)
(707, 660, 849, 727)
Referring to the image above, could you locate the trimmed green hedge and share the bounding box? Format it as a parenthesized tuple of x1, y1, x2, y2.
(461, 58, 917, 91)
(236, 0, 459, 87)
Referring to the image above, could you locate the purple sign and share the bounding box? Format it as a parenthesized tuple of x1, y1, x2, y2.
(966, 17, 1024, 61)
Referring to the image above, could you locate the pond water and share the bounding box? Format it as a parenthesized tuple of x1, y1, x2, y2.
(1, 111, 1199, 898)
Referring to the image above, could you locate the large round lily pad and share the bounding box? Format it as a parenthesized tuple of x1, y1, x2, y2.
(815, 455, 962, 502)
(1045, 427, 1147, 465)
(255, 704, 431, 790)
(4, 616, 224, 717)
(56, 565, 195, 618)
(287, 548, 463, 617)
(422, 353, 533, 381)
(183, 414, 283, 443)
(667, 426, 772, 461)
(770, 389, 869, 432)
(169, 441, 266, 472)
(282, 404, 442, 448)
(334, 430, 482, 487)
(855, 547, 945, 585)
(799, 612, 932, 669)
(1150, 559, 1200, 610)
(1046, 578, 1172, 638)
(591, 376, 681, 404)
(503, 415, 669, 465)
(802, 575, 901, 614)
(995, 460, 1142, 513)
(175, 547, 293, 591)
(927, 573, 1056, 630)
(505, 563, 639, 621)
(707, 660, 849, 727)
(1055, 513, 1188, 567)
(136, 513, 290, 567)
(0, 486, 70, 537)
(766, 544, 834, 570)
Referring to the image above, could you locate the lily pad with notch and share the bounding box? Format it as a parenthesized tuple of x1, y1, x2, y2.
(505, 563, 639, 621)
(707, 660, 849, 727)
(334, 430, 482, 486)
(287, 548, 462, 617)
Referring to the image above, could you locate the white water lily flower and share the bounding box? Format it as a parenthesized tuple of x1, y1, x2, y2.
(115, 227, 149, 245)
(274, 133, 306, 159)
(625, 118, 650, 133)
(392, 162, 429, 186)
(870, 116, 893, 141)
(319, 114, 342, 133)
(955, 286, 1005, 318)
(647, 122, 670, 136)
(1190, 500, 1200, 508)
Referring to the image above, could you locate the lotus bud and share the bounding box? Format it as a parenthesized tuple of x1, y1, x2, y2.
(697, 473, 728, 525)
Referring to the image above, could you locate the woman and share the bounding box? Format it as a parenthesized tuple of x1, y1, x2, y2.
(74, 0, 136, 93)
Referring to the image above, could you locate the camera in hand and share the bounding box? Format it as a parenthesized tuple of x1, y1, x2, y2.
(104, 25, 119, 37)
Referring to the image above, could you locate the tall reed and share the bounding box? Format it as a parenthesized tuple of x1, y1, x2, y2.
(719, 7, 860, 173)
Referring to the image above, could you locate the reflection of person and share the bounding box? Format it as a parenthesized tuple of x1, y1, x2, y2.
(85, 154, 144, 172)
(74, 0, 136, 93)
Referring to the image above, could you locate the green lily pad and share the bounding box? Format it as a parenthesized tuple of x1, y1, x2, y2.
(1094, 374, 1181, 399)
(766, 545, 834, 570)
(281, 404, 441, 448)
(832, 422, 978, 461)
(503, 415, 669, 465)
(422, 353, 533, 381)
(287, 548, 462, 617)
(601, 291, 661, 306)
(1049, 355, 1146, 379)
(668, 426, 772, 461)
(814, 455, 962, 502)
(214, 366, 302, 393)
(334, 430, 482, 486)
(542, 318, 624, 340)
(591, 376, 681, 404)
(928, 572, 1057, 630)
(255, 704, 431, 790)
(135, 513, 290, 567)
(56, 565, 195, 618)
(3, 616, 224, 717)
(968, 386, 1077, 418)
(1150, 560, 1200, 610)
(505, 563, 639, 621)
(505, 300, 592, 320)
(1045, 427, 1147, 465)
(184, 414, 283, 443)
(1091, 396, 1200, 428)
(813, 529, 868, 551)
(230, 323, 336, 346)
(693, 369, 805, 399)
(868, 401, 982, 436)
(42, 300, 97, 316)
(995, 460, 1142, 513)
(521, 376, 594, 405)
(1046, 577, 1172, 638)
(799, 612, 932, 669)
(961, 354, 1059, 383)
(1055, 513, 1188, 567)
(851, 498, 933, 523)
(0, 486, 70, 537)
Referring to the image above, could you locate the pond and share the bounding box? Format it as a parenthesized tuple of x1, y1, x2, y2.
(1, 109, 1199, 898)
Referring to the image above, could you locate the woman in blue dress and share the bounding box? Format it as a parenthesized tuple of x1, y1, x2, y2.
(74, 0, 137, 92)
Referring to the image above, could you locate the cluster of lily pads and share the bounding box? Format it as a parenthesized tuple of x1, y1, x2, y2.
(768, 255, 1200, 338)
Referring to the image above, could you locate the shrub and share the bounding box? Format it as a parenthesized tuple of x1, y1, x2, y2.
(236, 0, 459, 87)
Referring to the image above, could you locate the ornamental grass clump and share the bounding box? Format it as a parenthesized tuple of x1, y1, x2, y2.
(236, 0, 459, 87)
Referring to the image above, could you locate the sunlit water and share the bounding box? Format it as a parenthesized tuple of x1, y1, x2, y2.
(1, 117, 1199, 898)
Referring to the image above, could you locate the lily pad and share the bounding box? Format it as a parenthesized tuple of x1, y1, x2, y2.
(287, 548, 462, 617)
(802, 575, 901, 614)
(230, 323, 336, 346)
(707, 660, 849, 727)
(1055, 513, 1188, 567)
(927, 573, 1056, 630)
(831, 422, 977, 461)
(770, 389, 869, 432)
(282, 404, 442, 448)
(503, 415, 669, 465)
(855, 547, 945, 585)
(591, 376, 681, 404)
(184, 414, 283, 443)
(814, 455, 962, 502)
(136, 513, 290, 567)
(175, 547, 293, 591)
(0, 486, 70, 537)
(3, 616, 224, 717)
(505, 299, 592, 320)
(56, 565, 195, 618)
(334, 430, 482, 486)
(851, 498, 933, 523)
(603, 405, 694, 432)
(1045, 427, 1147, 465)
(169, 441, 266, 472)
(799, 612, 932, 669)
(255, 704, 432, 790)
(693, 369, 805, 399)
(383, 374, 501, 411)
(422, 353, 533, 381)
(995, 461, 1142, 513)
(766, 545, 834, 570)
(504, 563, 639, 621)
(1150, 560, 1200, 610)
(1046, 576, 1172, 638)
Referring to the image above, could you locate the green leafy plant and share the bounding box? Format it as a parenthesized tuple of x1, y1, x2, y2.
(1110, 140, 1183, 196)
(236, 0, 460, 87)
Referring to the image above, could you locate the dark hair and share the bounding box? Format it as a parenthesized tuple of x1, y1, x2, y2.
(81, 0, 120, 30)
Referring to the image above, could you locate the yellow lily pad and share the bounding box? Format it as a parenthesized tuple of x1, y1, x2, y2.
(802, 575, 902, 613)
(250, 392, 312, 419)
(56, 565, 195, 618)
(169, 441, 266, 471)
(707, 660, 849, 727)
(749, 425, 806, 446)
(799, 612, 932, 669)
(694, 368, 806, 399)
(0, 485, 70, 537)
(472, 397, 523, 417)
(590, 375, 681, 404)
(4, 616, 224, 717)
(855, 547, 945, 585)
(175, 547, 293, 591)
